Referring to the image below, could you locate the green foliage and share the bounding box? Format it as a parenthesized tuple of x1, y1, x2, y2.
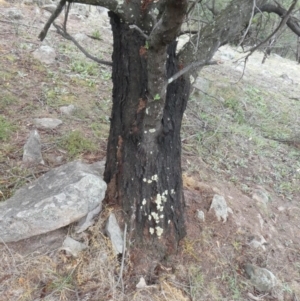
(0, 115, 15, 141)
(100, 69, 111, 80)
(224, 98, 245, 124)
(186, 265, 204, 300)
(70, 60, 99, 76)
(58, 130, 97, 158)
(154, 94, 161, 100)
(91, 29, 101, 40)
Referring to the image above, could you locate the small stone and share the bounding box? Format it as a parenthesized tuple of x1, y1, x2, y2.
(196, 210, 205, 222)
(244, 264, 277, 292)
(33, 118, 62, 129)
(253, 188, 270, 206)
(73, 33, 88, 42)
(209, 194, 233, 222)
(248, 235, 267, 251)
(23, 129, 44, 166)
(33, 46, 56, 65)
(42, 4, 56, 13)
(61, 236, 87, 257)
(7, 8, 23, 20)
(136, 277, 147, 289)
(105, 213, 123, 255)
(60, 104, 76, 115)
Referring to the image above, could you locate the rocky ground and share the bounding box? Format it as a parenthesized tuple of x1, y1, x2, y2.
(0, 1, 300, 300)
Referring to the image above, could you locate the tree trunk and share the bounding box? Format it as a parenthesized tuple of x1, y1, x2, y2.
(104, 12, 190, 252)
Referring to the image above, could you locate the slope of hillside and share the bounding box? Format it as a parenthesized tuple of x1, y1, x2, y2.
(0, 2, 299, 300)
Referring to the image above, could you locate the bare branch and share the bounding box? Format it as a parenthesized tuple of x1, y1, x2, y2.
(178, 0, 266, 78)
(186, 0, 203, 17)
(259, 1, 300, 36)
(38, 0, 66, 41)
(162, 60, 218, 95)
(238, 0, 256, 47)
(39, 0, 122, 41)
(129, 25, 149, 39)
(53, 23, 112, 66)
(63, 1, 71, 32)
(247, 0, 298, 55)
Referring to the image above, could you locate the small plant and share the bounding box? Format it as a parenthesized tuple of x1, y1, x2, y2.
(184, 265, 204, 301)
(154, 94, 161, 100)
(71, 60, 99, 76)
(0, 115, 15, 141)
(100, 69, 111, 80)
(91, 29, 101, 40)
(58, 130, 97, 159)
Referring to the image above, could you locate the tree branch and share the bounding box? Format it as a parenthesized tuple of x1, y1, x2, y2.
(161, 59, 218, 95)
(53, 23, 112, 66)
(39, 0, 122, 41)
(259, 1, 300, 36)
(238, 0, 256, 47)
(178, 0, 266, 77)
(38, 0, 66, 41)
(247, 0, 298, 55)
(144, 0, 188, 126)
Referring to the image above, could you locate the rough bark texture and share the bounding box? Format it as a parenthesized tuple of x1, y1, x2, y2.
(104, 12, 189, 251)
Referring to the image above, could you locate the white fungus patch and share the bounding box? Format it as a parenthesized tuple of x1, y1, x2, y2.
(142, 199, 146, 205)
(149, 128, 156, 133)
(151, 212, 159, 221)
(151, 174, 158, 181)
(149, 227, 154, 235)
(156, 226, 163, 237)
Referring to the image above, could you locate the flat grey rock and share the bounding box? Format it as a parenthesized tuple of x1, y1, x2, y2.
(245, 264, 277, 292)
(0, 161, 107, 242)
(23, 129, 44, 166)
(105, 213, 123, 255)
(33, 45, 56, 65)
(33, 118, 62, 129)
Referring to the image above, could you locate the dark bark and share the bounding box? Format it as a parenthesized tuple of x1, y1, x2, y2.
(104, 12, 189, 251)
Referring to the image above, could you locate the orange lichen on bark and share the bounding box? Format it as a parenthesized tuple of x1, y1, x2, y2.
(137, 98, 147, 113)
